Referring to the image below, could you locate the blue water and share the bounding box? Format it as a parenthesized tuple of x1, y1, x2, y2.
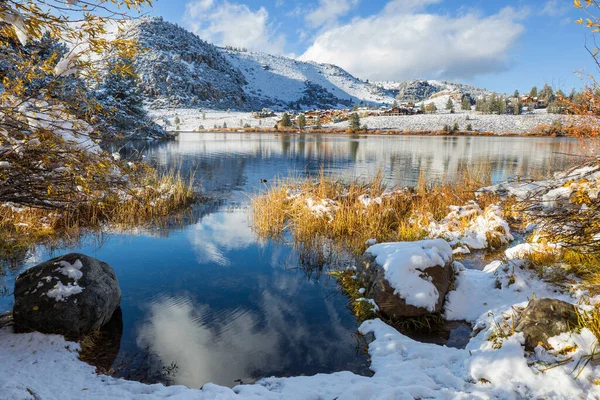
(0, 133, 582, 388)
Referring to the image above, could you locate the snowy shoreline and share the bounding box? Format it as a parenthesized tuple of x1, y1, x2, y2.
(148, 108, 569, 136)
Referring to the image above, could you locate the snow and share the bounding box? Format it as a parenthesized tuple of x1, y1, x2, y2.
(225, 50, 396, 108)
(0, 6, 27, 46)
(55, 259, 84, 281)
(427, 202, 513, 250)
(334, 109, 566, 134)
(365, 239, 453, 312)
(54, 51, 79, 76)
(46, 281, 84, 301)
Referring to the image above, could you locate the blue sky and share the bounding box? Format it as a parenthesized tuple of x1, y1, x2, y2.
(142, 0, 598, 93)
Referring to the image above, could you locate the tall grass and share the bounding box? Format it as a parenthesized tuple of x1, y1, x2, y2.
(0, 167, 197, 258)
(252, 165, 497, 259)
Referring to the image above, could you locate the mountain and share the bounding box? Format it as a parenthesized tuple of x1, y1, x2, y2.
(125, 17, 248, 110)
(223, 50, 396, 109)
(374, 80, 499, 103)
(125, 17, 499, 111)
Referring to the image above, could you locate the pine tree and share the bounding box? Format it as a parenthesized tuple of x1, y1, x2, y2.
(315, 115, 322, 129)
(461, 95, 471, 111)
(280, 112, 292, 127)
(297, 113, 306, 129)
(445, 97, 453, 110)
(513, 90, 519, 98)
(349, 112, 361, 132)
(530, 86, 538, 98)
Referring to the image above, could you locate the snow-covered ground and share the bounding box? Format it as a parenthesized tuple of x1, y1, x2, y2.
(335, 108, 565, 134)
(2, 239, 598, 399)
(147, 109, 280, 132)
(149, 107, 566, 135)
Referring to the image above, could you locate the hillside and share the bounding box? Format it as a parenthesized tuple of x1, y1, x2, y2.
(223, 50, 396, 109)
(125, 17, 248, 110)
(124, 17, 500, 111)
(374, 80, 499, 102)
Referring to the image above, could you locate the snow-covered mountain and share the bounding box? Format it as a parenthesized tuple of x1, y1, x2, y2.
(224, 50, 396, 109)
(125, 17, 499, 111)
(125, 17, 248, 110)
(374, 80, 500, 102)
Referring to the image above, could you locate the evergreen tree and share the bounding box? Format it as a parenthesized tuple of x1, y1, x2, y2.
(349, 112, 361, 132)
(445, 97, 453, 110)
(513, 90, 519, 98)
(315, 115, 322, 129)
(280, 112, 292, 127)
(530, 86, 538, 98)
(540, 84, 555, 103)
(426, 103, 437, 113)
(297, 113, 306, 129)
(461, 95, 471, 111)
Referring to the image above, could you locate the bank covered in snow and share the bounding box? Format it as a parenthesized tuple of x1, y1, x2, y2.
(2, 235, 599, 399)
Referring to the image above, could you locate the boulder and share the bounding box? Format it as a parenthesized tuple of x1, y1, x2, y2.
(356, 240, 454, 320)
(13, 253, 121, 339)
(515, 298, 579, 351)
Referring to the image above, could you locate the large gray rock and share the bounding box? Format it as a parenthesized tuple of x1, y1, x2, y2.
(515, 298, 579, 351)
(356, 253, 454, 320)
(13, 253, 121, 338)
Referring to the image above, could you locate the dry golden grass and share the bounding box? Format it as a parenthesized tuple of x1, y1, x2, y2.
(252, 165, 497, 258)
(0, 166, 196, 257)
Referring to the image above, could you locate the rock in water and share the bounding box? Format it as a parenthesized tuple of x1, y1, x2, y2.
(357, 240, 454, 320)
(13, 253, 121, 338)
(515, 298, 579, 351)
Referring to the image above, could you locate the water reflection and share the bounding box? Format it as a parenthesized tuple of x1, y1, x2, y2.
(187, 207, 255, 266)
(138, 271, 370, 387)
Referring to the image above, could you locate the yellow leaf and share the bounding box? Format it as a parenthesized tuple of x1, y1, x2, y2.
(574, 0, 582, 8)
(576, 18, 584, 24)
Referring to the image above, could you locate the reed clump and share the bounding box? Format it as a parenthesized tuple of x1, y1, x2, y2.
(0, 165, 196, 256)
(252, 165, 496, 257)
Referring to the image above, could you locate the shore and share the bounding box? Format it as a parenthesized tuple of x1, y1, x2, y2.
(148, 108, 570, 136)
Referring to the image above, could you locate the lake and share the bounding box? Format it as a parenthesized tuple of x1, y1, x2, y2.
(0, 133, 583, 388)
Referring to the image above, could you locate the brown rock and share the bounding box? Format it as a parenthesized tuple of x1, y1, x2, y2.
(356, 253, 454, 320)
(515, 298, 578, 351)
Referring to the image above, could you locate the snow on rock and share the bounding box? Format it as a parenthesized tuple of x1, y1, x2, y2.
(45, 281, 84, 302)
(365, 239, 453, 312)
(55, 259, 84, 281)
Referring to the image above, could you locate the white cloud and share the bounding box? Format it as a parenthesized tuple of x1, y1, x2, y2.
(300, 3, 526, 81)
(541, 0, 571, 17)
(305, 0, 359, 28)
(183, 0, 286, 54)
